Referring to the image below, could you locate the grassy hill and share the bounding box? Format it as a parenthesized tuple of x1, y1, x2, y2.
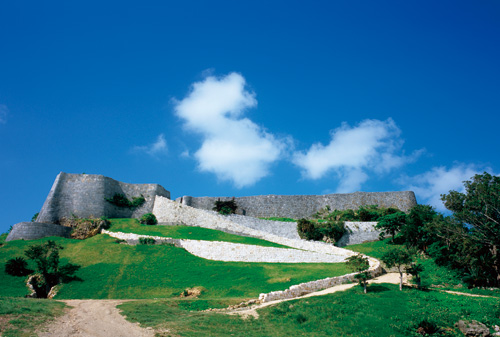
(0, 219, 349, 300)
(2, 220, 499, 336)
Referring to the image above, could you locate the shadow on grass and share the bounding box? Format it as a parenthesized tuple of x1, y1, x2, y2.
(367, 284, 391, 293)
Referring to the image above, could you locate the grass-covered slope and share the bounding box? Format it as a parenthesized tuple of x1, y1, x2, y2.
(0, 297, 66, 337)
(0, 232, 349, 300)
(108, 218, 289, 248)
(119, 284, 500, 337)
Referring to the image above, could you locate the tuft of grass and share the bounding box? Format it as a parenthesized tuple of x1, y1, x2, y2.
(107, 218, 290, 248)
(259, 217, 296, 222)
(0, 297, 66, 337)
(119, 284, 500, 336)
(0, 234, 350, 300)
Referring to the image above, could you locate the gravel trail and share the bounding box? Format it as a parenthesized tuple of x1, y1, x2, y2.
(37, 300, 155, 337)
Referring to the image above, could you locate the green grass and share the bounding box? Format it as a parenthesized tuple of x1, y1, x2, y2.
(108, 218, 289, 248)
(118, 284, 500, 336)
(0, 234, 350, 300)
(0, 297, 66, 337)
(344, 238, 399, 259)
(259, 217, 297, 222)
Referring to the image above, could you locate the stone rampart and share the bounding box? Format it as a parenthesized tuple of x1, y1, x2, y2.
(6, 222, 73, 241)
(36, 172, 170, 224)
(176, 191, 417, 219)
(337, 222, 381, 247)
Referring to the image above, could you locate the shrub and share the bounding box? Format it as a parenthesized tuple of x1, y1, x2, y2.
(24, 240, 80, 298)
(60, 216, 110, 239)
(140, 213, 158, 225)
(213, 198, 238, 215)
(358, 205, 381, 221)
(105, 194, 145, 208)
(139, 237, 156, 245)
(415, 319, 440, 335)
(5, 257, 33, 276)
(31, 212, 39, 222)
(297, 219, 322, 241)
(317, 221, 346, 243)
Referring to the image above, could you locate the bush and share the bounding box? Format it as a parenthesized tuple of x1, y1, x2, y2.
(213, 198, 238, 215)
(140, 213, 158, 225)
(297, 219, 322, 241)
(317, 221, 346, 243)
(105, 194, 145, 208)
(31, 212, 39, 222)
(60, 216, 110, 240)
(139, 237, 156, 245)
(5, 257, 32, 276)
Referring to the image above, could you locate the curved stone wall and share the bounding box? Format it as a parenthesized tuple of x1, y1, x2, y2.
(176, 191, 417, 219)
(6, 222, 72, 241)
(36, 172, 170, 224)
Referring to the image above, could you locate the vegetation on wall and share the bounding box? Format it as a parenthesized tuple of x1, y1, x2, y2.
(59, 216, 111, 240)
(213, 198, 238, 215)
(297, 219, 346, 244)
(105, 193, 145, 209)
(313, 204, 401, 222)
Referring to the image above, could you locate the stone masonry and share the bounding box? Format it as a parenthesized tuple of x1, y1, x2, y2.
(176, 191, 417, 219)
(6, 222, 72, 241)
(36, 172, 170, 224)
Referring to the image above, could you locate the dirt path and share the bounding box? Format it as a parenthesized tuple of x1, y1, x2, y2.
(37, 300, 155, 337)
(227, 273, 406, 319)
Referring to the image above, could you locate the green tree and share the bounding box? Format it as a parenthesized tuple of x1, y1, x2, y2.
(24, 240, 80, 298)
(441, 172, 500, 286)
(346, 253, 370, 293)
(399, 205, 438, 251)
(381, 246, 414, 291)
(406, 262, 424, 289)
(375, 212, 406, 241)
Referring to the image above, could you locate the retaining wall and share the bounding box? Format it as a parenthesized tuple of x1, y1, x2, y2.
(176, 191, 417, 219)
(36, 172, 170, 224)
(6, 222, 72, 241)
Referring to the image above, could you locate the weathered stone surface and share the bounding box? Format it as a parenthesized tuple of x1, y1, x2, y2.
(6, 222, 72, 241)
(455, 320, 491, 337)
(36, 172, 170, 224)
(177, 191, 418, 219)
(337, 222, 381, 247)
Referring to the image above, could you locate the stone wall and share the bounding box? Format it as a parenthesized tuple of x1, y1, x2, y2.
(153, 196, 362, 262)
(36, 172, 170, 224)
(176, 191, 417, 219)
(337, 222, 381, 247)
(6, 222, 72, 241)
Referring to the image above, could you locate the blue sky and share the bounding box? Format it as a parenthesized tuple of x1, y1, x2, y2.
(1, 1, 499, 233)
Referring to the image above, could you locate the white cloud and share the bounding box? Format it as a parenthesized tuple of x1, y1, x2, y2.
(400, 163, 493, 212)
(174, 72, 286, 188)
(132, 134, 168, 158)
(293, 119, 419, 192)
(0, 104, 9, 124)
